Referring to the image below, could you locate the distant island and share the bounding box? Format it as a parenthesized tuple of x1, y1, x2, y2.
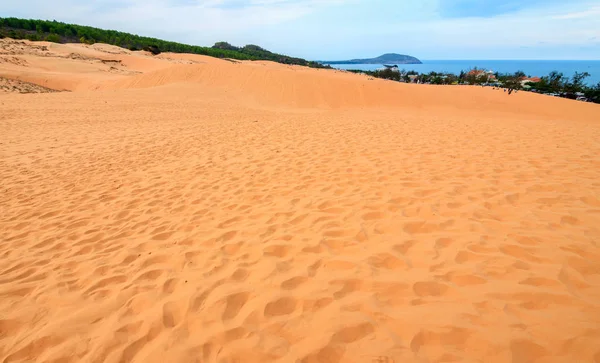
(322, 53, 422, 65)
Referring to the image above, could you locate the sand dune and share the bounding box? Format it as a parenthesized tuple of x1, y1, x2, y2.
(0, 76, 58, 93)
(0, 39, 186, 91)
(89, 60, 599, 120)
(1, 40, 600, 363)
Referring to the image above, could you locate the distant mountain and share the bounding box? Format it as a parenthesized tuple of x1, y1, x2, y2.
(322, 53, 422, 65)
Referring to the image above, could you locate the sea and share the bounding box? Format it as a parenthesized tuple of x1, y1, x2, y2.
(326, 60, 600, 86)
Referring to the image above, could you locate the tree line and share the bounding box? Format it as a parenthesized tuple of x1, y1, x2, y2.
(346, 67, 600, 103)
(471, 70, 598, 102)
(0, 17, 328, 68)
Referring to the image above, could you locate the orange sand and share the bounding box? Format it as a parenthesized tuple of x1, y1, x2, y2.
(1, 39, 600, 363)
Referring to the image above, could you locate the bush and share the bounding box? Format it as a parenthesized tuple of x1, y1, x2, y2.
(45, 33, 61, 43)
(143, 44, 161, 55)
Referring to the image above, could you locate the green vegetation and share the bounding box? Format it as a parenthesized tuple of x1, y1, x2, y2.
(44, 33, 61, 43)
(346, 66, 599, 103)
(212, 42, 325, 67)
(0, 17, 328, 68)
(347, 68, 458, 85)
(346, 68, 403, 81)
(498, 70, 598, 101)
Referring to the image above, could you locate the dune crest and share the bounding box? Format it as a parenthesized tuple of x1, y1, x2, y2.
(1, 40, 600, 363)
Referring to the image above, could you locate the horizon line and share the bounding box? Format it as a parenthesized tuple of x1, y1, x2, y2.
(318, 59, 600, 62)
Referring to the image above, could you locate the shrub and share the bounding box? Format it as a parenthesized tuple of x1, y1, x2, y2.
(45, 33, 61, 43)
(143, 44, 161, 55)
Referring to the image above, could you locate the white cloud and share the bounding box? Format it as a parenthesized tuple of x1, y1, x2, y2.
(2, 0, 355, 40)
(296, 0, 600, 59)
(551, 5, 600, 19)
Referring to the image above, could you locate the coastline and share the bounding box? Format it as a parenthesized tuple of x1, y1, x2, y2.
(326, 60, 600, 85)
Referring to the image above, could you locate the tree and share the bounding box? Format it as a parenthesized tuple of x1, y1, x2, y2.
(465, 69, 480, 85)
(213, 42, 239, 51)
(503, 74, 522, 94)
(431, 75, 443, 85)
(372, 68, 401, 81)
(446, 74, 459, 85)
(545, 71, 565, 93)
(584, 82, 600, 103)
(143, 44, 161, 55)
(564, 71, 590, 96)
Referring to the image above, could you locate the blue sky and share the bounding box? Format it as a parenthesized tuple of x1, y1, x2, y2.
(2, 0, 599, 60)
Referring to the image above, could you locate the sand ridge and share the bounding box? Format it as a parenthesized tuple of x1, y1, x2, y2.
(1, 40, 600, 363)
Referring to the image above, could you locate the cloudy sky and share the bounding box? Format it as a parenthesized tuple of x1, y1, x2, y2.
(2, 0, 600, 60)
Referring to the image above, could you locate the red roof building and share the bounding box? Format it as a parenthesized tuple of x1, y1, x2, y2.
(520, 77, 541, 83)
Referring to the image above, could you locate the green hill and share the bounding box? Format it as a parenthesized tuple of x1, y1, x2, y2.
(0, 17, 328, 68)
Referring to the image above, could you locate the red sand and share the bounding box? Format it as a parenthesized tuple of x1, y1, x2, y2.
(2, 39, 600, 363)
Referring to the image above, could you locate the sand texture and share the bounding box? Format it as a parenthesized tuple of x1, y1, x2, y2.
(1, 39, 600, 363)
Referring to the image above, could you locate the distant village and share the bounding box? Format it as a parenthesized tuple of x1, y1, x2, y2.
(354, 65, 597, 103)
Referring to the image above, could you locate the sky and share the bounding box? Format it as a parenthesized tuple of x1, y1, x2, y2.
(2, 0, 600, 60)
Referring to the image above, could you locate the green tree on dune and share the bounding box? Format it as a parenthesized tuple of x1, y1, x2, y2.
(0, 17, 329, 68)
(45, 33, 61, 43)
(546, 71, 566, 93)
(584, 82, 600, 103)
(564, 72, 590, 94)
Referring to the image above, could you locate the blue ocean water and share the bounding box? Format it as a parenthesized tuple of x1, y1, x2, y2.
(327, 60, 600, 85)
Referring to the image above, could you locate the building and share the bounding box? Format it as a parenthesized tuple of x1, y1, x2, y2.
(520, 77, 541, 87)
(467, 69, 496, 82)
(467, 69, 485, 77)
(379, 64, 400, 72)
